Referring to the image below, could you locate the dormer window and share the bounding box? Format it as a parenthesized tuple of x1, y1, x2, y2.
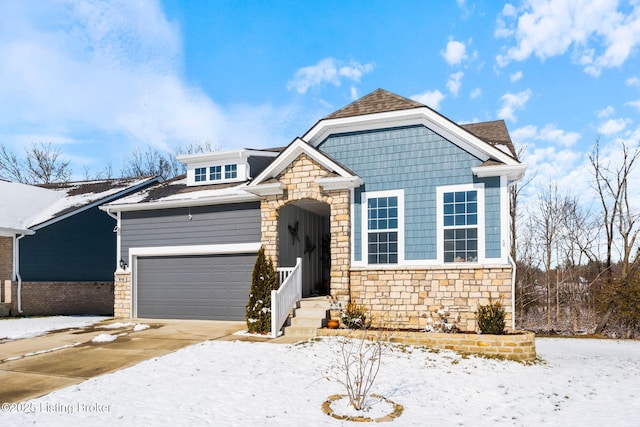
(225, 164, 237, 179)
(209, 166, 222, 180)
(195, 167, 207, 182)
(177, 149, 278, 187)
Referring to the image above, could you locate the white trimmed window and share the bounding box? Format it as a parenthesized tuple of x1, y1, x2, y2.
(437, 184, 484, 263)
(362, 190, 404, 265)
(209, 165, 222, 180)
(194, 167, 206, 182)
(225, 164, 237, 179)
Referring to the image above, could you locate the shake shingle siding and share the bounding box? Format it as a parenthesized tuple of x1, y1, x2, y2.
(318, 125, 502, 262)
(120, 202, 261, 260)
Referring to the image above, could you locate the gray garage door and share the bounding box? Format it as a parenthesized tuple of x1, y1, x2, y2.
(136, 253, 255, 320)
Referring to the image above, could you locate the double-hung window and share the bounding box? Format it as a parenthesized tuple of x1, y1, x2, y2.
(209, 165, 222, 181)
(440, 187, 481, 263)
(225, 164, 237, 179)
(364, 190, 403, 264)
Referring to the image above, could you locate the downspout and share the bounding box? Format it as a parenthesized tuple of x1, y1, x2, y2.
(508, 254, 517, 331)
(104, 209, 122, 271)
(14, 234, 25, 314)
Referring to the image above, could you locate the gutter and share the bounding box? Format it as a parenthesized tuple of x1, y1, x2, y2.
(14, 234, 26, 314)
(508, 254, 517, 330)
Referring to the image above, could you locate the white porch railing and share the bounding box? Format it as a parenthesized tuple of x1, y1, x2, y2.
(272, 257, 302, 338)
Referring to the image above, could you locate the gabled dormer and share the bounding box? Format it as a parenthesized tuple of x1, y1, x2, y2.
(177, 149, 279, 187)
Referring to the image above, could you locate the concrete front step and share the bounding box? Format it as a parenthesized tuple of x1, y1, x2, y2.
(283, 325, 322, 337)
(282, 297, 331, 338)
(298, 297, 332, 309)
(290, 316, 325, 328)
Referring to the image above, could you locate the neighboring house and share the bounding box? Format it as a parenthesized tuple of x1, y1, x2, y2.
(0, 177, 161, 316)
(102, 89, 526, 331)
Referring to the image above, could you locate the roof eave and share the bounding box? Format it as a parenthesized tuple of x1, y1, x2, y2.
(100, 192, 260, 213)
(472, 163, 528, 181)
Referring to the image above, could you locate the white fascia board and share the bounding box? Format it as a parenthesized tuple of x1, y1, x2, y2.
(249, 138, 356, 187)
(316, 176, 364, 190)
(471, 164, 527, 181)
(304, 108, 520, 166)
(0, 227, 34, 237)
(243, 182, 284, 196)
(100, 192, 260, 213)
(177, 149, 278, 165)
(129, 242, 261, 259)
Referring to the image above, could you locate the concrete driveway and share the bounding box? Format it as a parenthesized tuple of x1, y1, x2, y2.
(0, 319, 295, 403)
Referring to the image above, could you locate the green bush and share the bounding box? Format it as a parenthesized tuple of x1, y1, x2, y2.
(475, 296, 506, 335)
(340, 302, 368, 329)
(245, 246, 278, 334)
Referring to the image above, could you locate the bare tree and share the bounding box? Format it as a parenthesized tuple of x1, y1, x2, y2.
(533, 183, 567, 329)
(0, 143, 72, 184)
(509, 145, 535, 262)
(120, 140, 220, 180)
(589, 140, 640, 333)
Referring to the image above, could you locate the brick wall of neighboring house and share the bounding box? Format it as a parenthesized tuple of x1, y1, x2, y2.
(0, 237, 13, 282)
(349, 266, 513, 332)
(10, 281, 114, 316)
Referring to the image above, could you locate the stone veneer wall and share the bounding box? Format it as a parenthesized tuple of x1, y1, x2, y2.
(349, 266, 513, 332)
(114, 271, 132, 318)
(260, 153, 352, 302)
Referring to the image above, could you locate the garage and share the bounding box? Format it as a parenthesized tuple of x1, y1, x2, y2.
(135, 253, 255, 320)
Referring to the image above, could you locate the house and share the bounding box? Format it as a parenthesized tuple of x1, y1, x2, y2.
(0, 176, 161, 316)
(101, 89, 526, 332)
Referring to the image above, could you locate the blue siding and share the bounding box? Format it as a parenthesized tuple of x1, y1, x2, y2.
(481, 176, 501, 259)
(20, 207, 117, 281)
(318, 125, 502, 261)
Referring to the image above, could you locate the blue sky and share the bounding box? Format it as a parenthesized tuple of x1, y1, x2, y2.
(1, 0, 639, 205)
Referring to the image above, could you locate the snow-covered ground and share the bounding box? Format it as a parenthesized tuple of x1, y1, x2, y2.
(1, 318, 639, 426)
(0, 316, 109, 341)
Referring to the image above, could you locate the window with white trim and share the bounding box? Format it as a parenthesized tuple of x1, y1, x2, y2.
(225, 164, 237, 179)
(209, 165, 222, 180)
(364, 191, 403, 264)
(194, 167, 206, 182)
(442, 189, 478, 262)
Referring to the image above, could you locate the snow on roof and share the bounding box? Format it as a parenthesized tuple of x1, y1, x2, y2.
(0, 181, 63, 234)
(104, 175, 256, 209)
(0, 177, 158, 234)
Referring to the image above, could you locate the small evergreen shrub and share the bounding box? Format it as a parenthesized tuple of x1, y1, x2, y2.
(245, 246, 278, 334)
(341, 302, 368, 329)
(475, 295, 506, 335)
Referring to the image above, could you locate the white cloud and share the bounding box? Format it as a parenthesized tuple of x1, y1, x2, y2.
(497, 89, 532, 122)
(512, 124, 581, 148)
(350, 86, 358, 100)
(410, 90, 445, 110)
(626, 76, 640, 87)
(441, 39, 468, 65)
(470, 88, 482, 99)
(0, 0, 229, 160)
(447, 72, 464, 96)
(597, 106, 615, 118)
(496, 0, 640, 76)
(287, 58, 374, 94)
(626, 99, 640, 112)
(510, 71, 523, 82)
(598, 118, 632, 135)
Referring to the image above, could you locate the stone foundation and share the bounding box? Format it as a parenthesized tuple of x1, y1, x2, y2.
(318, 329, 536, 361)
(349, 265, 513, 332)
